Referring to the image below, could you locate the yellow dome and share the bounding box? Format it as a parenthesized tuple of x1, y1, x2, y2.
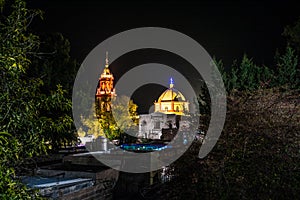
(154, 78, 189, 115)
(158, 88, 186, 102)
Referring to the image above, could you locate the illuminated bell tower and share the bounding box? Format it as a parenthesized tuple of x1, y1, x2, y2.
(96, 52, 116, 113)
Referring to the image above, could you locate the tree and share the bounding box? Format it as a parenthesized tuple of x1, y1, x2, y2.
(283, 17, 300, 54)
(80, 102, 105, 139)
(228, 60, 239, 91)
(0, 0, 75, 197)
(95, 95, 138, 141)
(150, 88, 300, 200)
(0, 0, 5, 11)
(223, 55, 274, 92)
(0, 132, 44, 199)
(30, 32, 79, 96)
(197, 84, 211, 137)
(38, 85, 75, 151)
(213, 57, 229, 92)
(275, 46, 299, 88)
(239, 55, 259, 90)
(282, 18, 300, 88)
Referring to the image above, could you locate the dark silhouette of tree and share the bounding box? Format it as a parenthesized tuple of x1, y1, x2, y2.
(152, 89, 299, 200)
(30, 32, 79, 97)
(283, 17, 300, 54)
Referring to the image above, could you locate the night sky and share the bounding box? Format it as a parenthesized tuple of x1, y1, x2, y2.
(27, 0, 300, 113)
(28, 0, 300, 66)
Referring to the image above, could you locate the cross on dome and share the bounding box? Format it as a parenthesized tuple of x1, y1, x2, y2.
(169, 77, 174, 88)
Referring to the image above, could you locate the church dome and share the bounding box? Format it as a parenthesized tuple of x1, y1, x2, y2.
(154, 78, 189, 115)
(158, 78, 186, 102)
(158, 88, 186, 102)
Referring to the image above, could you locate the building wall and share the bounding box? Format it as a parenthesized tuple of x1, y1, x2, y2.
(138, 113, 177, 139)
(154, 101, 189, 114)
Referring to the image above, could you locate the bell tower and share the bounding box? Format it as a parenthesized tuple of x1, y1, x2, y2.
(96, 52, 116, 114)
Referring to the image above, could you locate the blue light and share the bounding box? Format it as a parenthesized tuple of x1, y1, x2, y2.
(170, 77, 174, 85)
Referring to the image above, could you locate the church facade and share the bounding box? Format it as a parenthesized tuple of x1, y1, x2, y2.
(138, 79, 190, 140)
(95, 53, 190, 141)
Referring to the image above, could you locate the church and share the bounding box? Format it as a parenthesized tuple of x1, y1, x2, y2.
(95, 52, 116, 115)
(96, 53, 190, 141)
(138, 78, 190, 140)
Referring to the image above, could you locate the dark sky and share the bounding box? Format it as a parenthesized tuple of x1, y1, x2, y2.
(26, 0, 299, 113)
(28, 0, 300, 67)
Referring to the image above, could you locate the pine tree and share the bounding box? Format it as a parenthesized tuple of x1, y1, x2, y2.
(275, 46, 298, 88)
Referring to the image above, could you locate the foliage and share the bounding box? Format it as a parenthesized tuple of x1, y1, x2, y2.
(80, 103, 105, 139)
(0, 0, 4, 11)
(95, 95, 138, 141)
(213, 57, 229, 90)
(1, 0, 43, 164)
(175, 19, 300, 198)
(197, 83, 211, 131)
(0, 0, 75, 198)
(153, 88, 300, 199)
(0, 132, 43, 199)
(223, 55, 274, 92)
(216, 48, 298, 93)
(283, 17, 300, 54)
(275, 46, 299, 87)
(38, 85, 75, 151)
(30, 32, 79, 96)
